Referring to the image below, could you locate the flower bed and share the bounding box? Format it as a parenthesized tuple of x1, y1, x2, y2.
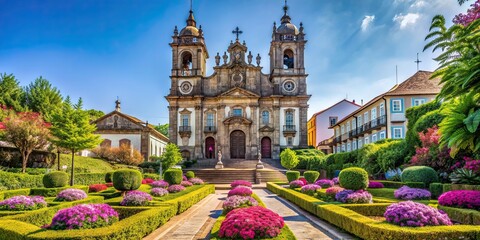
(55, 189, 88, 202)
(188, 178, 204, 185)
(315, 179, 334, 188)
(89, 184, 108, 193)
(227, 186, 252, 197)
(150, 180, 169, 188)
(180, 181, 193, 187)
(335, 190, 372, 204)
(120, 191, 152, 206)
(438, 190, 480, 210)
(368, 181, 384, 188)
(230, 180, 252, 188)
(222, 195, 258, 213)
(0, 195, 47, 211)
(301, 184, 321, 196)
(289, 180, 305, 188)
(167, 184, 186, 193)
(43, 204, 119, 230)
(384, 201, 452, 227)
(151, 188, 169, 197)
(394, 186, 431, 200)
(142, 178, 154, 184)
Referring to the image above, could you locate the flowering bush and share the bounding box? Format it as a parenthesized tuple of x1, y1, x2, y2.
(230, 180, 252, 188)
(394, 186, 431, 200)
(289, 180, 305, 188)
(43, 204, 118, 230)
(453, 0, 480, 26)
(151, 188, 169, 197)
(332, 177, 339, 185)
(181, 181, 193, 187)
(120, 190, 152, 206)
(188, 177, 204, 185)
(301, 184, 321, 196)
(438, 190, 480, 210)
(55, 189, 87, 202)
(384, 201, 452, 227)
(227, 186, 253, 197)
(167, 184, 186, 193)
(89, 184, 108, 193)
(142, 178, 154, 184)
(344, 190, 372, 204)
(150, 180, 169, 188)
(0, 195, 47, 211)
(218, 206, 284, 239)
(325, 187, 345, 197)
(409, 126, 454, 172)
(183, 175, 188, 181)
(222, 195, 258, 213)
(335, 190, 354, 203)
(368, 181, 384, 188)
(298, 177, 308, 185)
(315, 179, 334, 188)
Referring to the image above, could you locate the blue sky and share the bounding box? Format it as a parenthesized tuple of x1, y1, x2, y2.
(0, 0, 469, 124)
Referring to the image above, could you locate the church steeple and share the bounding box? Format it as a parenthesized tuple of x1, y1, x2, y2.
(281, 0, 291, 24)
(186, 10, 196, 27)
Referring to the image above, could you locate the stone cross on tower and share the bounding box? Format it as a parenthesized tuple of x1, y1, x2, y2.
(415, 53, 422, 71)
(232, 26, 243, 41)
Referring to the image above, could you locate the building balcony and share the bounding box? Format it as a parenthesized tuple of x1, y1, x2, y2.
(178, 126, 191, 138)
(370, 115, 387, 129)
(341, 133, 349, 142)
(333, 136, 341, 145)
(283, 125, 296, 133)
(204, 126, 216, 133)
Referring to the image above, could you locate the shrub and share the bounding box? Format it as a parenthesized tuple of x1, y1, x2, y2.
(368, 181, 384, 188)
(105, 171, 114, 183)
(429, 183, 444, 199)
(301, 184, 321, 196)
(218, 206, 284, 239)
(185, 171, 195, 179)
(401, 166, 439, 187)
(384, 201, 452, 227)
(338, 167, 369, 190)
(289, 180, 305, 189)
(150, 180, 169, 188)
(325, 186, 345, 197)
(164, 168, 183, 185)
(335, 190, 355, 203)
(141, 178, 154, 184)
(112, 169, 142, 191)
(394, 186, 431, 200)
(43, 203, 118, 230)
(298, 177, 307, 185)
(280, 148, 298, 170)
(188, 178, 204, 185)
(303, 171, 320, 184)
(167, 184, 185, 193)
(286, 171, 300, 182)
(315, 179, 334, 188)
(230, 180, 252, 188)
(151, 188, 169, 197)
(344, 190, 373, 204)
(222, 195, 258, 213)
(55, 188, 87, 202)
(438, 190, 480, 210)
(227, 186, 253, 197)
(120, 190, 152, 206)
(43, 171, 68, 188)
(0, 195, 47, 211)
(181, 181, 193, 187)
(0, 170, 43, 190)
(88, 184, 108, 193)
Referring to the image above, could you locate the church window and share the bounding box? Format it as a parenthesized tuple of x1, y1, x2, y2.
(206, 113, 214, 126)
(119, 139, 131, 148)
(283, 49, 294, 69)
(262, 111, 270, 125)
(101, 139, 111, 148)
(181, 52, 193, 76)
(285, 110, 294, 126)
(181, 114, 190, 127)
(232, 108, 243, 117)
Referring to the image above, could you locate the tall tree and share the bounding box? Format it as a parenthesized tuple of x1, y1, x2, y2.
(154, 123, 169, 137)
(49, 97, 102, 185)
(24, 77, 63, 121)
(0, 73, 25, 112)
(0, 111, 50, 173)
(85, 109, 105, 122)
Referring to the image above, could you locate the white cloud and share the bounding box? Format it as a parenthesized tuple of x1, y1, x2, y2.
(393, 13, 420, 29)
(410, 0, 427, 9)
(361, 15, 375, 31)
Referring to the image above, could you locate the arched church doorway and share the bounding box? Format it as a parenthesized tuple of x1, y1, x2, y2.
(230, 130, 245, 159)
(261, 137, 271, 158)
(205, 137, 215, 159)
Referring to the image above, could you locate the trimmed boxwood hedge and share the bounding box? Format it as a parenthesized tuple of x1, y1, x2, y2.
(30, 185, 89, 197)
(0, 189, 31, 200)
(438, 205, 480, 225)
(0, 171, 43, 190)
(43, 171, 69, 188)
(375, 180, 425, 189)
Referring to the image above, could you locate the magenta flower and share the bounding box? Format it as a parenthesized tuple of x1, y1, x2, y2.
(188, 177, 204, 185)
(0, 195, 47, 211)
(150, 188, 169, 197)
(343, 190, 372, 204)
(230, 180, 253, 188)
(222, 195, 258, 213)
(227, 186, 253, 197)
(181, 181, 193, 187)
(289, 180, 305, 188)
(43, 204, 118, 230)
(438, 190, 480, 210)
(385, 201, 452, 227)
(120, 190, 152, 206)
(167, 184, 186, 193)
(368, 181, 384, 188)
(332, 177, 339, 185)
(150, 180, 169, 188)
(301, 184, 321, 196)
(315, 179, 334, 188)
(55, 189, 87, 202)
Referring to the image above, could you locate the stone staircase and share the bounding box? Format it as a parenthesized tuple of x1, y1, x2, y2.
(186, 168, 287, 184)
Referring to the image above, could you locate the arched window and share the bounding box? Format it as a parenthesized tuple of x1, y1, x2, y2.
(283, 49, 294, 69)
(181, 52, 193, 76)
(262, 111, 269, 125)
(119, 139, 131, 148)
(100, 139, 111, 148)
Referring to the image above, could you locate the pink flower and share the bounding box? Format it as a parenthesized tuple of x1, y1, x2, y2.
(231, 180, 252, 188)
(438, 190, 480, 210)
(385, 201, 452, 227)
(227, 186, 252, 197)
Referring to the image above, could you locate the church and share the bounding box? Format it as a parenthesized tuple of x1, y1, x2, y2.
(166, 4, 310, 161)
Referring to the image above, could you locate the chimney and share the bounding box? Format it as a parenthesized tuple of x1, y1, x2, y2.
(115, 98, 121, 112)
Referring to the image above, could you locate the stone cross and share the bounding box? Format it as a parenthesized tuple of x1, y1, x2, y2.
(232, 26, 243, 41)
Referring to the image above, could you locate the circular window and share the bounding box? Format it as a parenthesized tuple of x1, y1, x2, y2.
(283, 80, 296, 92)
(179, 81, 193, 94)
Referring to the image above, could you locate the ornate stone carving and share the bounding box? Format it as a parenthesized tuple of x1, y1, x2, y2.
(256, 54, 261, 66)
(223, 52, 228, 64)
(215, 52, 220, 66)
(247, 51, 253, 64)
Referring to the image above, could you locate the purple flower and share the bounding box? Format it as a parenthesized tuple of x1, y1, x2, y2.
(167, 184, 186, 193)
(335, 190, 355, 203)
(183, 175, 188, 181)
(0, 195, 47, 211)
(394, 186, 431, 200)
(188, 177, 204, 185)
(344, 190, 372, 204)
(43, 204, 118, 230)
(315, 179, 334, 188)
(332, 177, 339, 185)
(55, 189, 87, 202)
(120, 190, 152, 206)
(438, 190, 480, 210)
(289, 180, 305, 188)
(230, 180, 252, 188)
(222, 195, 258, 213)
(227, 186, 252, 197)
(181, 181, 193, 187)
(368, 181, 384, 189)
(301, 184, 321, 195)
(384, 201, 452, 227)
(150, 188, 169, 197)
(150, 180, 169, 188)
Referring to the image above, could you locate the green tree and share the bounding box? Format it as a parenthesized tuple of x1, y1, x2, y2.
(85, 109, 104, 122)
(49, 97, 102, 185)
(24, 77, 63, 121)
(0, 111, 50, 173)
(154, 123, 169, 137)
(160, 143, 182, 169)
(0, 73, 25, 111)
(280, 148, 299, 170)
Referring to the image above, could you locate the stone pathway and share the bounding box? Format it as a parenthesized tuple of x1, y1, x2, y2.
(254, 189, 355, 240)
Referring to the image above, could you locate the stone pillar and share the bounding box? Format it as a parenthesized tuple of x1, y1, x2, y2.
(299, 106, 308, 148)
(250, 104, 259, 159)
(194, 105, 202, 159)
(272, 105, 281, 159)
(217, 105, 226, 159)
(168, 106, 178, 144)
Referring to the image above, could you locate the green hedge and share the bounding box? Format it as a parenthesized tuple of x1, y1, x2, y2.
(0, 189, 31, 200)
(375, 180, 425, 189)
(74, 173, 106, 185)
(429, 183, 444, 199)
(30, 185, 89, 197)
(341, 203, 391, 216)
(0, 171, 43, 190)
(438, 206, 480, 225)
(164, 184, 215, 214)
(368, 188, 395, 199)
(143, 173, 160, 180)
(266, 182, 324, 214)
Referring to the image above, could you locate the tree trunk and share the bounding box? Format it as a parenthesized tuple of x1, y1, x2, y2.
(70, 150, 75, 186)
(21, 151, 28, 174)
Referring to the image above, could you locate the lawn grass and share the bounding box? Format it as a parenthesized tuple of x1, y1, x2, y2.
(50, 154, 117, 173)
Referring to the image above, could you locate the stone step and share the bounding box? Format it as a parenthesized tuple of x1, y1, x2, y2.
(184, 169, 287, 184)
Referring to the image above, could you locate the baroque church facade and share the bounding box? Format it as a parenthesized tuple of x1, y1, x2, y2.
(166, 5, 310, 160)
